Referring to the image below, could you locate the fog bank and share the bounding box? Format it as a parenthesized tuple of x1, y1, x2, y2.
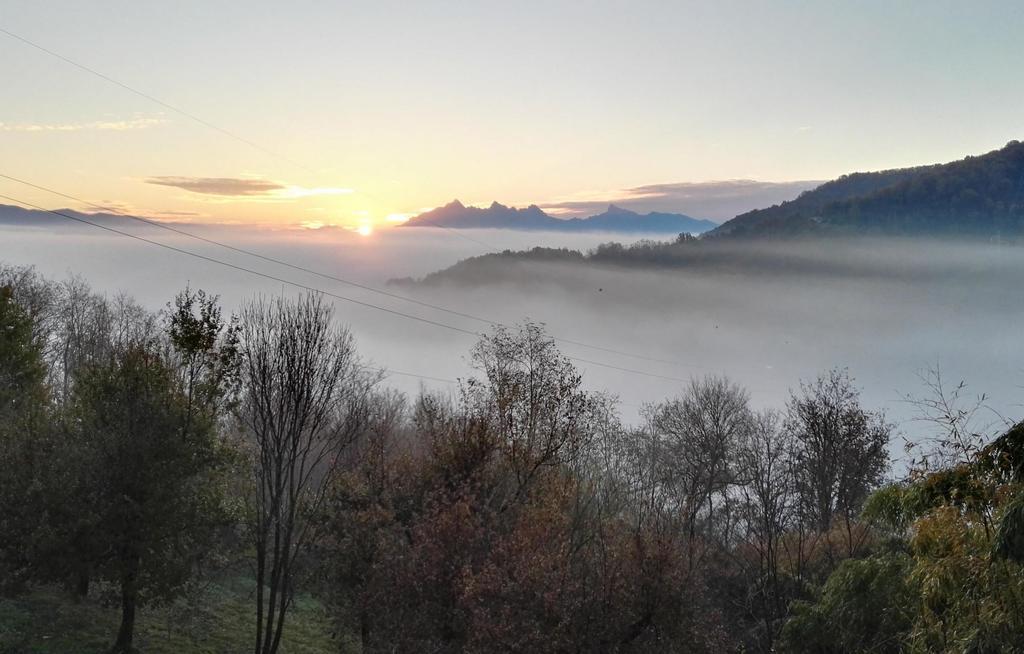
(3, 224, 1020, 454)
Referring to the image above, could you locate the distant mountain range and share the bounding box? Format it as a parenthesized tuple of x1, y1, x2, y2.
(709, 140, 1024, 239)
(7, 141, 1024, 243)
(0, 204, 137, 229)
(0, 204, 224, 235)
(403, 200, 719, 234)
(394, 140, 1024, 287)
(406, 139, 1024, 240)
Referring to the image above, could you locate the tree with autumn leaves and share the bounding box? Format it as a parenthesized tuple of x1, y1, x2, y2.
(782, 378, 1024, 653)
(316, 327, 895, 652)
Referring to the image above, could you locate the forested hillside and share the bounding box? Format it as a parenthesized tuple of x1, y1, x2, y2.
(710, 141, 1024, 238)
(394, 234, 1018, 290)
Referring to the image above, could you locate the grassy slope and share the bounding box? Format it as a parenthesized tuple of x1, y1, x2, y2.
(0, 576, 344, 654)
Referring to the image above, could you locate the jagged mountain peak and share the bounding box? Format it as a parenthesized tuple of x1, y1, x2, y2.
(403, 199, 716, 234)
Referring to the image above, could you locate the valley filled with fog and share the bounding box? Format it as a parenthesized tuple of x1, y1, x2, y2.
(3, 223, 1021, 454)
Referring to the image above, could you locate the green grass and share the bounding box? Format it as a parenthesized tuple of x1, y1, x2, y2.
(0, 576, 339, 653)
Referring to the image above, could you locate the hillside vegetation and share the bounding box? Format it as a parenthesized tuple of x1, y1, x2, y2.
(710, 140, 1024, 238)
(393, 234, 1020, 289)
(2, 263, 1023, 652)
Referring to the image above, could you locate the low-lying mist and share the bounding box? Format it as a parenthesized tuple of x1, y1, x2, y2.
(3, 223, 1021, 453)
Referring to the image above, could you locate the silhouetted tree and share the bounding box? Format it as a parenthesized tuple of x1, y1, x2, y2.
(786, 369, 891, 554)
(69, 325, 235, 653)
(238, 293, 378, 654)
(649, 376, 752, 568)
(0, 286, 53, 590)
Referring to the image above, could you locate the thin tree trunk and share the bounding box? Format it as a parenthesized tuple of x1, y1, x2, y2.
(74, 568, 90, 600)
(269, 586, 290, 654)
(255, 537, 266, 654)
(111, 555, 139, 654)
(262, 523, 283, 654)
(360, 609, 370, 649)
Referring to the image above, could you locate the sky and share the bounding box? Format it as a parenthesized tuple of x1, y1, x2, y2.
(2, 0, 1023, 228)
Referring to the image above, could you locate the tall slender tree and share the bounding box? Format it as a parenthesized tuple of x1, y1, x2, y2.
(238, 293, 377, 654)
(0, 286, 52, 590)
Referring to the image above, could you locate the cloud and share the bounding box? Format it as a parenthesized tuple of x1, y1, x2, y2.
(0, 117, 166, 132)
(145, 176, 353, 200)
(146, 176, 285, 196)
(541, 179, 822, 221)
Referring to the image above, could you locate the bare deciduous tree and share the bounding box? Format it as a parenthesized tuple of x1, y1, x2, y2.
(238, 293, 378, 654)
(785, 368, 891, 555)
(466, 322, 603, 504)
(902, 364, 1011, 474)
(736, 409, 794, 648)
(649, 375, 752, 567)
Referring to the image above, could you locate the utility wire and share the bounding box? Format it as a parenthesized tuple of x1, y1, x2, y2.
(3, 27, 699, 366)
(0, 26, 730, 377)
(1, 192, 697, 383)
(0, 174, 493, 326)
(362, 365, 458, 385)
(1, 173, 718, 372)
(0, 26, 317, 176)
(0, 193, 480, 337)
(0, 25, 498, 252)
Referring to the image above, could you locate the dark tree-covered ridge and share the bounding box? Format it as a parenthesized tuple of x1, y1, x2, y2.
(709, 140, 1024, 238)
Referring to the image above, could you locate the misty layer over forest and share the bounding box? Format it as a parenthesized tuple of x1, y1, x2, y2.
(2, 246, 1022, 653)
(2, 223, 1020, 443)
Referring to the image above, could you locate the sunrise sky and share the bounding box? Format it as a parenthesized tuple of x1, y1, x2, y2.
(2, 0, 1023, 229)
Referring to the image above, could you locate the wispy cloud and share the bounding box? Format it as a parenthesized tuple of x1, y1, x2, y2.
(541, 179, 822, 221)
(146, 176, 284, 196)
(0, 117, 166, 132)
(145, 176, 353, 200)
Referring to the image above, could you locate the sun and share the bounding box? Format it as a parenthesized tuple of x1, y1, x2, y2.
(356, 224, 373, 237)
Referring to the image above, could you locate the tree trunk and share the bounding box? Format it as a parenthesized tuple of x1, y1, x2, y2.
(254, 538, 266, 654)
(74, 568, 90, 600)
(111, 557, 139, 654)
(360, 608, 370, 649)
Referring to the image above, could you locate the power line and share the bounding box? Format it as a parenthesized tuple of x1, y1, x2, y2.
(362, 365, 458, 386)
(567, 355, 708, 383)
(0, 26, 728, 378)
(4, 26, 696, 366)
(1, 192, 698, 384)
(0, 26, 317, 176)
(0, 174, 494, 326)
(0, 193, 480, 337)
(0, 25, 498, 252)
(1, 173, 718, 373)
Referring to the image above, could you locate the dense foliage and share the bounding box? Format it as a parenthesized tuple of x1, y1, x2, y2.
(781, 419, 1024, 652)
